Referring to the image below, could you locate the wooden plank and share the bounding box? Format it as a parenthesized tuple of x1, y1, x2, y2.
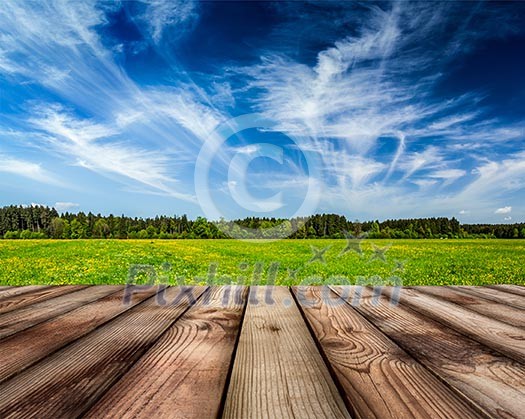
(85, 286, 248, 419)
(0, 285, 162, 383)
(380, 286, 525, 363)
(411, 286, 525, 328)
(0, 286, 51, 301)
(292, 286, 484, 419)
(453, 286, 525, 310)
(488, 284, 525, 297)
(333, 286, 524, 418)
(0, 285, 86, 315)
(0, 286, 14, 293)
(223, 286, 350, 419)
(0, 286, 207, 418)
(0, 285, 123, 339)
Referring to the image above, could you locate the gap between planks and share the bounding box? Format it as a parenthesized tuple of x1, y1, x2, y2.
(292, 286, 486, 419)
(0, 286, 87, 315)
(409, 286, 525, 328)
(0, 285, 124, 340)
(222, 286, 350, 419)
(0, 286, 163, 384)
(380, 286, 525, 363)
(85, 286, 248, 419)
(0, 286, 207, 418)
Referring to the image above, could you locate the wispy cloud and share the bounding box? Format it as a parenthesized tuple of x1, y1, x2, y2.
(138, 0, 198, 43)
(241, 4, 454, 150)
(0, 155, 60, 185)
(234, 1, 524, 219)
(29, 106, 196, 202)
(0, 1, 523, 220)
(0, 0, 223, 203)
(428, 169, 466, 186)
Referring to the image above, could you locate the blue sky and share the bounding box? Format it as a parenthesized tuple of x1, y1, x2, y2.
(0, 0, 524, 223)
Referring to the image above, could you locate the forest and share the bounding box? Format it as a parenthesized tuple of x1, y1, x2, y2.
(0, 205, 524, 239)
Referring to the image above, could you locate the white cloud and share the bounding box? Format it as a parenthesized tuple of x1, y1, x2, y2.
(459, 209, 469, 215)
(235, 2, 525, 220)
(411, 179, 438, 189)
(0, 0, 523, 221)
(233, 145, 261, 155)
(211, 82, 235, 108)
(0, 155, 60, 185)
(0, 1, 226, 203)
(504, 216, 512, 221)
(241, 4, 474, 156)
(132, 87, 222, 140)
(140, 0, 198, 43)
(54, 202, 79, 212)
(428, 169, 466, 186)
(495, 206, 512, 214)
(428, 113, 479, 131)
(336, 156, 386, 188)
(29, 107, 196, 202)
(453, 154, 525, 206)
(399, 146, 444, 180)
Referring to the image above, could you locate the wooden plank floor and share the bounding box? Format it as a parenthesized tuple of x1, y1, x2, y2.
(0, 285, 523, 418)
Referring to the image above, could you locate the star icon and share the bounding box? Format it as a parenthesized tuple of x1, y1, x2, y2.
(287, 268, 300, 280)
(369, 244, 391, 263)
(393, 259, 406, 272)
(339, 230, 367, 257)
(309, 245, 331, 264)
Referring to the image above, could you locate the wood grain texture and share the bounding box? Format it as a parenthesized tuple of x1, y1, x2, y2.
(411, 286, 525, 328)
(381, 286, 525, 363)
(333, 286, 524, 419)
(451, 286, 525, 310)
(488, 284, 525, 297)
(0, 286, 206, 418)
(0, 285, 123, 339)
(292, 286, 484, 419)
(0, 285, 86, 315)
(0, 285, 161, 383)
(0, 286, 51, 301)
(223, 286, 350, 419)
(85, 286, 248, 419)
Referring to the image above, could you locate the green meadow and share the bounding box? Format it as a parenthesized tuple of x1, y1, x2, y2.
(1, 239, 524, 286)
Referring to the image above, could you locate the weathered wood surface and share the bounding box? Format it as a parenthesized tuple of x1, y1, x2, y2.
(85, 286, 248, 419)
(488, 284, 525, 297)
(293, 286, 484, 418)
(411, 285, 525, 328)
(0, 286, 206, 418)
(0, 286, 160, 383)
(0, 285, 46, 299)
(381, 286, 525, 363)
(0, 285, 86, 315)
(452, 285, 525, 310)
(332, 286, 525, 418)
(0, 285, 123, 339)
(0, 285, 523, 419)
(222, 286, 350, 419)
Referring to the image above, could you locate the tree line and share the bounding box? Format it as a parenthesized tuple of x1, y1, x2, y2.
(0, 205, 524, 239)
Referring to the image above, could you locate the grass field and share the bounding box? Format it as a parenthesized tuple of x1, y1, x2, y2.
(1, 239, 524, 286)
